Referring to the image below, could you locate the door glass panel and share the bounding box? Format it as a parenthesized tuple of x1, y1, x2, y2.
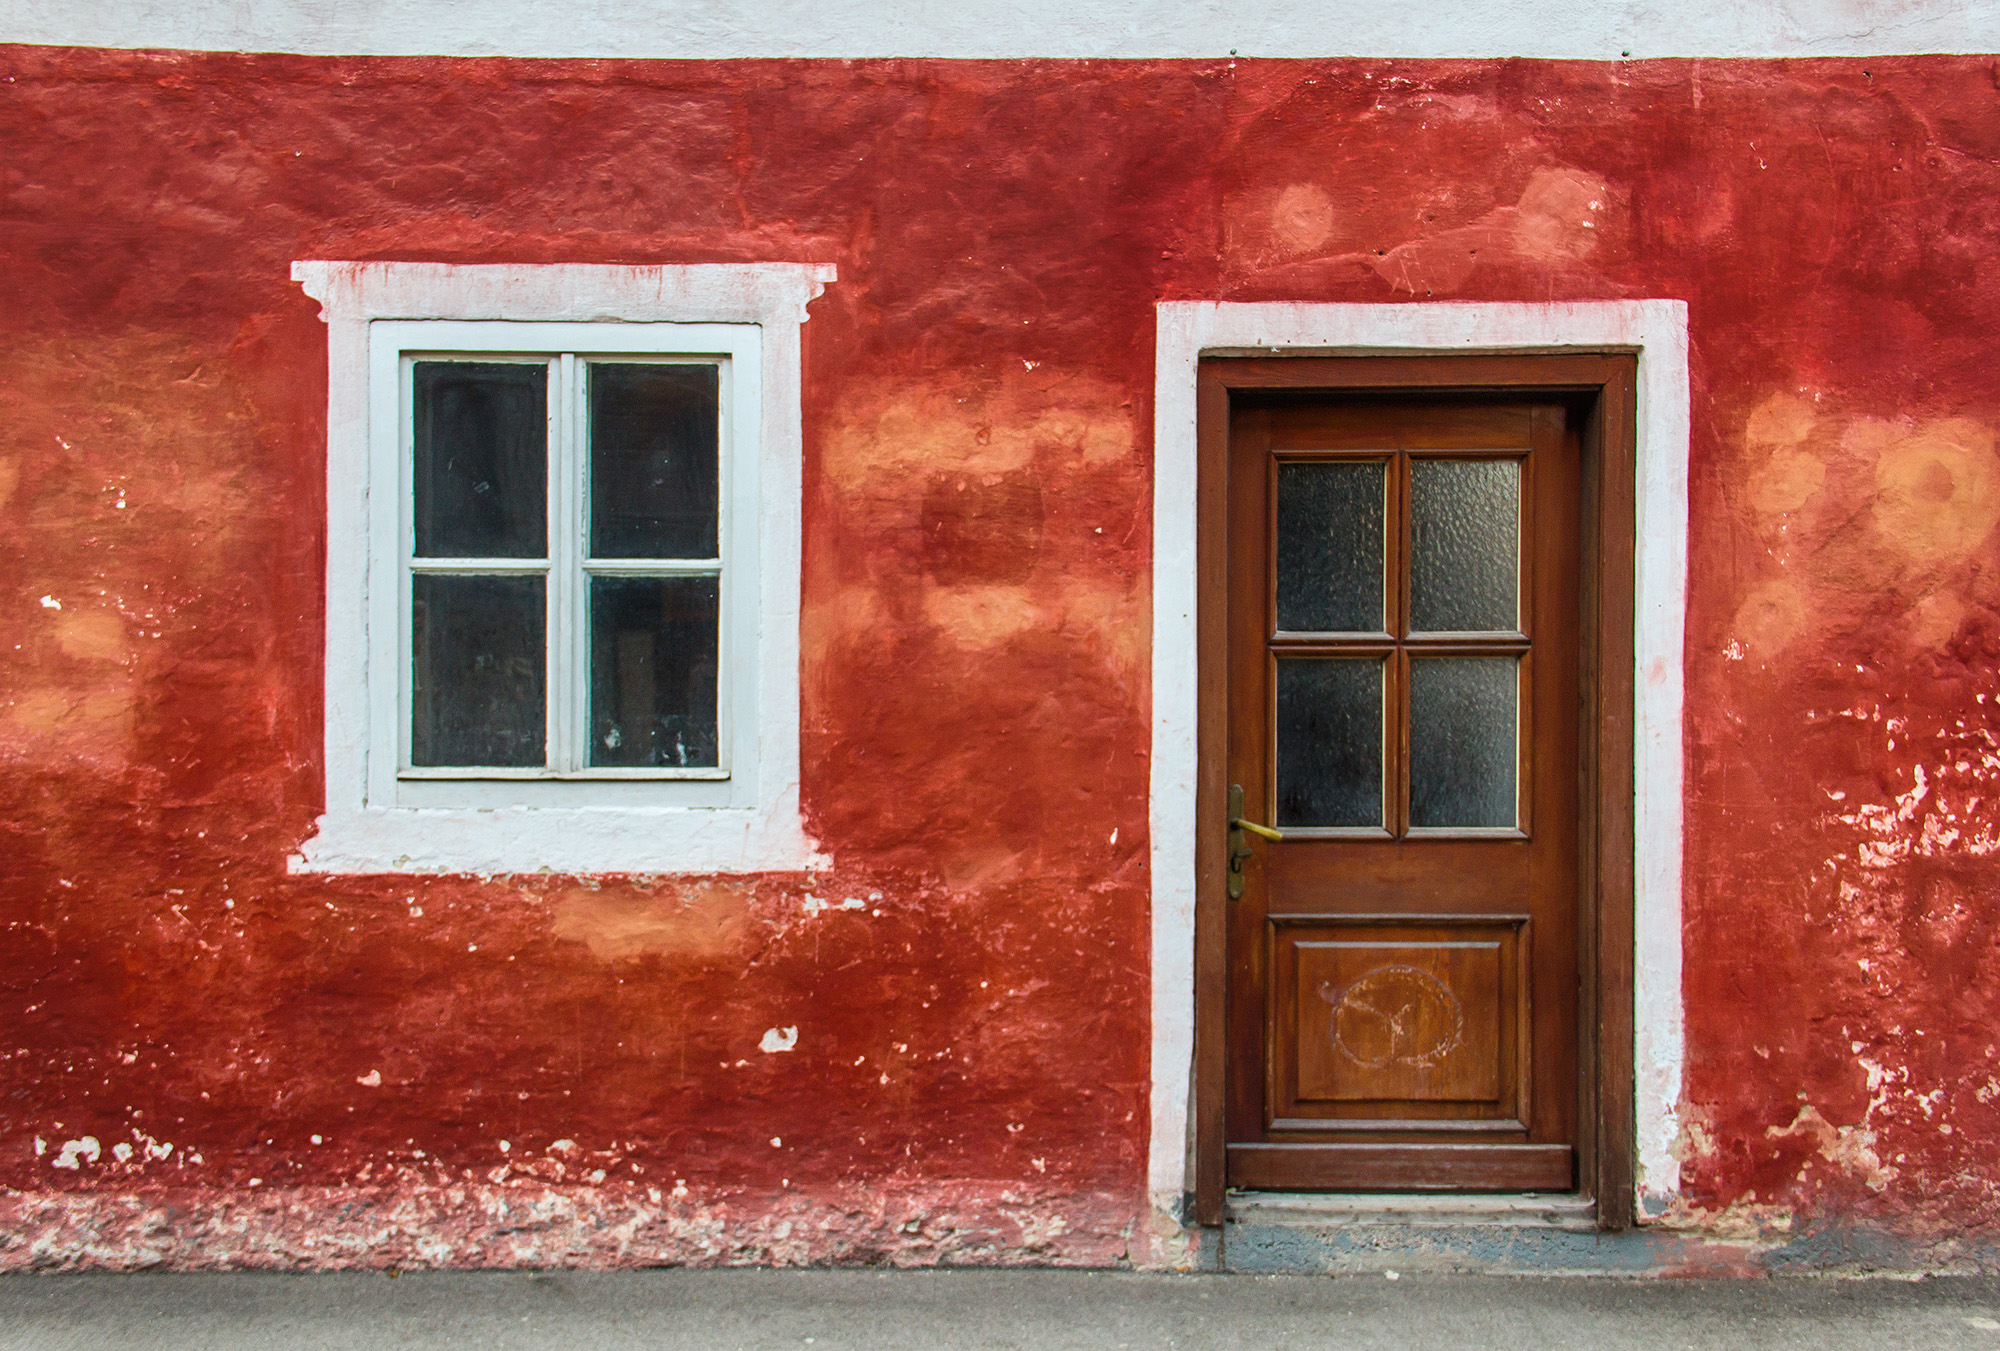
(589, 576, 721, 768)
(1275, 658, 1384, 828)
(589, 363, 720, 560)
(411, 574, 546, 766)
(1409, 656, 1518, 829)
(413, 361, 548, 559)
(1409, 459, 1519, 633)
(1275, 461, 1385, 632)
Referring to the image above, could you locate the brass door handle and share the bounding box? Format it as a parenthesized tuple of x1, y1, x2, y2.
(1227, 784, 1283, 899)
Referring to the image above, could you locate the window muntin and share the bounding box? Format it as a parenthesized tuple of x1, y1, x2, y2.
(399, 350, 729, 780)
(359, 317, 766, 814)
(1267, 449, 1528, 837)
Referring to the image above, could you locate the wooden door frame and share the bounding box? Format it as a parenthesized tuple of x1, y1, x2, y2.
(1191, 352, 1639, 1228)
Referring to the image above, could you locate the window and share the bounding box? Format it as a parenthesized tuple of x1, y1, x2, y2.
(1269, 448, 1528, 836)
(292, 262, 832, 874)
(404, 354, 725, 778)
(383, 324, 744, 804)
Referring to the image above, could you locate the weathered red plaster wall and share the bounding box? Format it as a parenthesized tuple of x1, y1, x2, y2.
(1, 48, 1997, 1266)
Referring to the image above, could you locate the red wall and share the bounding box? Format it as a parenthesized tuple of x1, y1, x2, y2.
(2, 47, 1998, 1265)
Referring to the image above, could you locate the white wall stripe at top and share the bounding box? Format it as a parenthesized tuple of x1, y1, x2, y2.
(4, 0, 1997, 60)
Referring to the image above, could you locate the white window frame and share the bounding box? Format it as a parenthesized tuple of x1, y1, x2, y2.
(291, 261, 833, 875)
(381, 324, 749, 806)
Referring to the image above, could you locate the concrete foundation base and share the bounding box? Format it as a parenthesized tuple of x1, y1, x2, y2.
(1204, 1194, 2000, 1277)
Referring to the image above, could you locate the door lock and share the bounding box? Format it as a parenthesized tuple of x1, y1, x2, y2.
(1227, 783, 1283, 899)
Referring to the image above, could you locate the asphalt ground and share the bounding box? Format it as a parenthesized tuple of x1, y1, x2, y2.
(3, 1269, 2000, 1349)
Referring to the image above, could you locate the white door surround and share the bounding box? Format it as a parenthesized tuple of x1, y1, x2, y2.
(1148, 300, 1689, 1221)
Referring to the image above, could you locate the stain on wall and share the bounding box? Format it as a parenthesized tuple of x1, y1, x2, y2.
(0, 48, 1997, 1266)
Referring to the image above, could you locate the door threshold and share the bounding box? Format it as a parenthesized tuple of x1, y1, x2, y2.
(1225, 1191, 1598, 1231)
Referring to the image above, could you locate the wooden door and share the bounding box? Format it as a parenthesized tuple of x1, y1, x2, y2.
(1223, 394, 1582, 1193)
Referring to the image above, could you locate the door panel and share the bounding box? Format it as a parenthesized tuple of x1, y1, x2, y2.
(1225, 395, 1581, 1193)
(1271, 917, 1523, 1117)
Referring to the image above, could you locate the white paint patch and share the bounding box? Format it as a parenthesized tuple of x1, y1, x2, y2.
(51, 1136, 100, 1169)
(760, 1026, 799, 1053)
(7, 0, 1996, 58)
(1831, 749, 2000, 865)
(1150, 300, 1689, 1222)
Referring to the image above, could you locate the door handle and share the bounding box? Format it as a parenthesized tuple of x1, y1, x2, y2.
(1227, 784, 1283, 899)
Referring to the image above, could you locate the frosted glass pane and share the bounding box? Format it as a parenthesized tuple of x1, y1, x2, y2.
(411, 575, 546, 767)
(413, 362, 548, 559)
(1275, 659, 1384, 828)
(1276, 461, 1385, 632)
(589, 577, 720, 768)
(1410, 459, 1519, 632)
(1409, 657, 1518, 829)
(589, 363, 720, 559)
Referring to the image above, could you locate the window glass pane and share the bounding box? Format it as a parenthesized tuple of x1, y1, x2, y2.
(1409, 657, 1518, 829)
(1275, 658, 1384, 828)
(1409, 459, 1520, 632)
(1275, 461, 1385, 632)
(590, 576, 720, 768)
(589, 363, 720, 559)
(413, 362, 548, 559)
(411, 575, 546, 767)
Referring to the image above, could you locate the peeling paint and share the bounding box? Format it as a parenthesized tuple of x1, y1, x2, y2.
(0, 1182, 1138, 1271)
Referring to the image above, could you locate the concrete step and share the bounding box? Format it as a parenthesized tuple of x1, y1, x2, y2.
(1227, 1191, 1599, 1230)
(1215, 1192, 1722, 1275)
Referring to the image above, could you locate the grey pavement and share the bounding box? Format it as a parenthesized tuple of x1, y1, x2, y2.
(3, 1269, 2000, 1349)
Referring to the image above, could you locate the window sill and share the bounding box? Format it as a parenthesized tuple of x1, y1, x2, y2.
(395, 767, 733, 781)
(290, 802, 825, 876)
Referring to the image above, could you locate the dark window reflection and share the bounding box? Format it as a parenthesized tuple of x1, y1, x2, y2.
(413, 362, 548, 559)
(412, 575, 546, 766)
(1275, 658, 1384, 828)
(589, 363, 720, 559)
(589, 576, 720, 768)
(1409, 459, 1520, 633)
(1409, 657, 1518, 828)
(1275, 461, 1385, 632)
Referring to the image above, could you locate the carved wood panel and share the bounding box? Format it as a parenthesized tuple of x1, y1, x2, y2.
(1269, 917, 1528, 1131)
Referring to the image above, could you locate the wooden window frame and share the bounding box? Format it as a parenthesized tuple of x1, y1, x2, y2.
(1192, 353, 1639, 1229)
